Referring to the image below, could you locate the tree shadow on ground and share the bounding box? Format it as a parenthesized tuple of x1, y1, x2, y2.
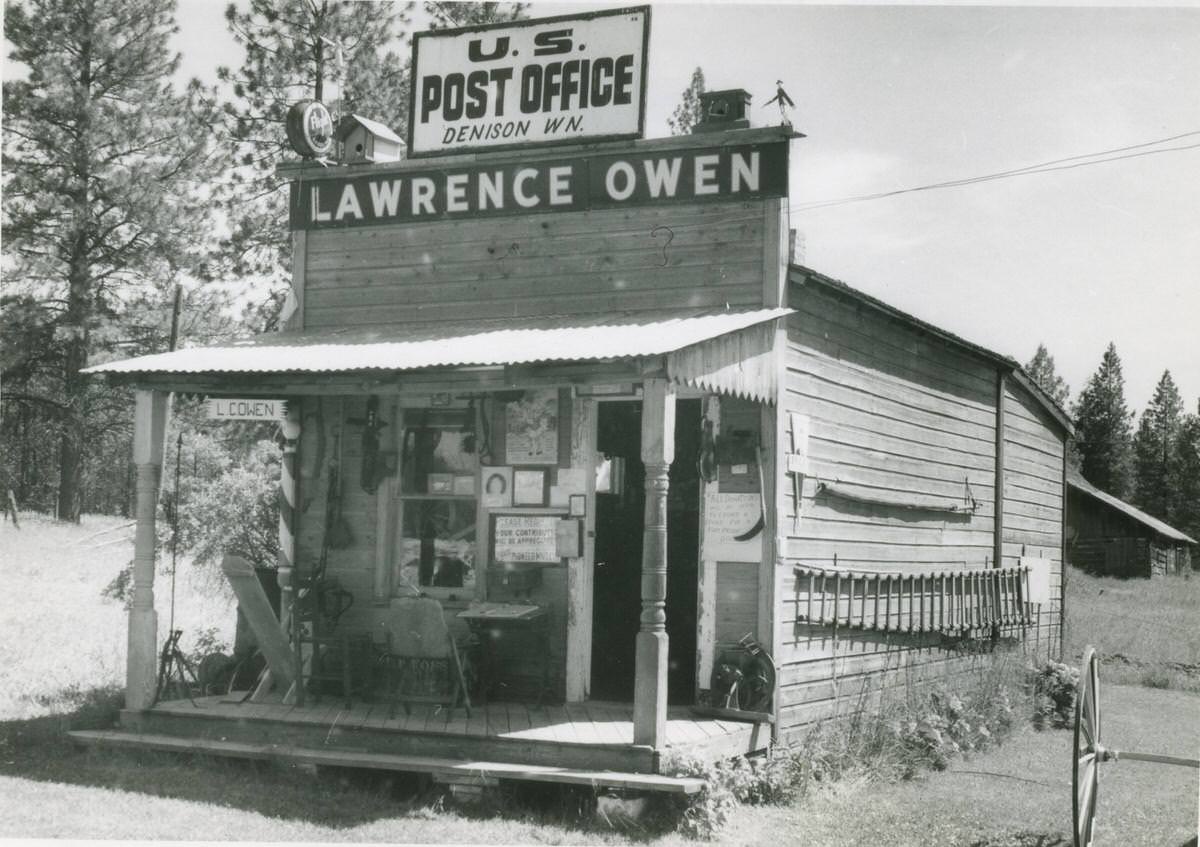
(0, 687, 671, 840)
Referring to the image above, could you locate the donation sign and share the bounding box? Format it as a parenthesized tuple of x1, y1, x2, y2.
(409, 6, 650, 156)
(207, 398, 287, 422)
(492, 514, 561, 564)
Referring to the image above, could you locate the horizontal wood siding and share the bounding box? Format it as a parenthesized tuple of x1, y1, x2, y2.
(781, 284, 998, 575)
(773, 282, 1067, 734)
(1002, 380, 1064, 659)
(303, 201, 767, 328)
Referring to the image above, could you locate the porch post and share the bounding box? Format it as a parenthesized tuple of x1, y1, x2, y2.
(634, 378, 675, 747)
(277, 401, 302, 632)
(127, 389, 168, 710)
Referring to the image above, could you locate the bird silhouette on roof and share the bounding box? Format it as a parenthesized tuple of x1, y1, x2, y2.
(763, 80, 795, 126)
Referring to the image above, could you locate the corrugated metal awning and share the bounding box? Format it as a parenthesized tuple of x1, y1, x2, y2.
(85, 308, 792, 402)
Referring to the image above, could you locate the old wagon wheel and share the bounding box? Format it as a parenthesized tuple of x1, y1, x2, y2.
(1072, 646, 1102, 847)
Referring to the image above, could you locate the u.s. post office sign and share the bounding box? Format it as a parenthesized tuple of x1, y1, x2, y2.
(408, 6, 650, 157)
(289, 140, 788, 230)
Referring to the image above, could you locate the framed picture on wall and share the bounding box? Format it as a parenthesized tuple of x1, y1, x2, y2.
(505, 388, 559, 465)
(481, 466, 513, 508)
(512, 468, 549, 506)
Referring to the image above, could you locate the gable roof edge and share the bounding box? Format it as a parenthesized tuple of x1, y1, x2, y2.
(788, 264, 1073, 436)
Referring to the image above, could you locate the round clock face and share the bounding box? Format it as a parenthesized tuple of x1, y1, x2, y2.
(286, 100, 334, 158)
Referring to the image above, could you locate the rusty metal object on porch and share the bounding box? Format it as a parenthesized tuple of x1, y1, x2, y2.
(457, 602, 550, 707)
(694, 633, 776, 723)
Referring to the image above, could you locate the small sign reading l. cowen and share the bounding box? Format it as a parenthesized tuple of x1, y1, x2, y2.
(207, 398, 287, 422)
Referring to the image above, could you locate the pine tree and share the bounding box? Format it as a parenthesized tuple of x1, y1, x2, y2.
(667, 67, 706, 136)
(215, 0, 413, 309)
(217, 1, 525, 326)
(1072, 343, 1134, 498)
(1132, 371, 1185, 521)
(1172, 401, 1200, 546)
(1024, 343, 1070, 407)
(3, 0, 219, 519)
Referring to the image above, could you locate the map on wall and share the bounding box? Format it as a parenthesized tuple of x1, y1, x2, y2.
(505, 389, 558, 465)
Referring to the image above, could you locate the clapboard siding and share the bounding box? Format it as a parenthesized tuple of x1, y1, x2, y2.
(1002, 382, 1064, 577)
(782, 284, 998, 572)
(773, 278, 1068, 735)
(303, 200, 767, 329)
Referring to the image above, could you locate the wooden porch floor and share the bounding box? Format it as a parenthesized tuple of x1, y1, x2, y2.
(148, 693, 763, 754)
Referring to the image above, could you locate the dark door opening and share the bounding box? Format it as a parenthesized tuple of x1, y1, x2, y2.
(591, 399, 701, 704)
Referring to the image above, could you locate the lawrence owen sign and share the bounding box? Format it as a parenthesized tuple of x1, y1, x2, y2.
(408, 7, 650, 156)
(289, 141, 788, 230)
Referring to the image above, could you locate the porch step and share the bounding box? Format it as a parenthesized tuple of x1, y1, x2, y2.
(68, 730, 705, 795)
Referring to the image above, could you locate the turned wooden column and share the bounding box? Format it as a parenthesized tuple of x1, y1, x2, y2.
(127, 390, 168, 710)
(277, 401, 302, 633)
(633, 378, 675, 748)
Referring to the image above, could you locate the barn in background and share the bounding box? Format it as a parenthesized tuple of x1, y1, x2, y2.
(1066, 469, 1195, 577)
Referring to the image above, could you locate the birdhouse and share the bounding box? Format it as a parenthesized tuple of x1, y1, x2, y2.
(336, 114, 405, 164)
(693, 89, 752, 133)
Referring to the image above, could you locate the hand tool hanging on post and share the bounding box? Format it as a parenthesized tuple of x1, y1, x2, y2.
(348, 395, 388, 494)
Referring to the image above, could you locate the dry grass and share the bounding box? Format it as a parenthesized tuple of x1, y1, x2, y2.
(703, 683, 1199, 847)
(1064, 565, 1200, 691)
(0, 512, 236, 719)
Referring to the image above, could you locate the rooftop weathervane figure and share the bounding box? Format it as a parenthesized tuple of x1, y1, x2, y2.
(763, 80, 795, 127)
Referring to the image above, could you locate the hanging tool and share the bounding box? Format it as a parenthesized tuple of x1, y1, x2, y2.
(347, 395, 388, 494)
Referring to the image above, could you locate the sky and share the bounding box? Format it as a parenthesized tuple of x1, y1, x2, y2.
(171, 2, 1198, 414)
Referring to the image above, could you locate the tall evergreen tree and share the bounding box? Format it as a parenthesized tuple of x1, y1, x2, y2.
(3, 0, 219, 519)
(217, 1, 525, 326)
(216, 0, 413, 311)
(1132, 370, 1185, 521)
(1024, 343, 1070, 407)
(1173, 401, 1200, 546)
(667, 67, 706, 136)
(1073, 343, 1134, 498)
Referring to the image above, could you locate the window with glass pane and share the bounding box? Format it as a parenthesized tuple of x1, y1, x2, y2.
(397, 408, 478, 593)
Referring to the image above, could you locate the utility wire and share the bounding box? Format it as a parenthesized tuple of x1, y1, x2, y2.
(792, 131, 1200, 213)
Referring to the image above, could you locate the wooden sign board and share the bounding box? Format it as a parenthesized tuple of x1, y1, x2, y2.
(702, 492, 762, 562)
(1022, 557, 1053, 605)
(207, 398, 287, 422)
(289, 140, 788, 230)
(491, 513, 562, 565)
(409, 7, 650, 156)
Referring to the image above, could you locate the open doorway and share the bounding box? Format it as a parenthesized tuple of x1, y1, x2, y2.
(591, 399, 700, 703)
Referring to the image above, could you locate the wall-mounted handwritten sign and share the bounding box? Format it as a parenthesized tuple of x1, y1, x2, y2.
(491, 514, 561, 564)
(702, 492, 762, 562)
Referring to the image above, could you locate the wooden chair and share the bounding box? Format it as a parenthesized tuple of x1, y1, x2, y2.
(381, 596, 471, 718)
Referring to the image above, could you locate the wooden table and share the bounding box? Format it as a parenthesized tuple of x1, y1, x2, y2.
(457, 603, 551, 706)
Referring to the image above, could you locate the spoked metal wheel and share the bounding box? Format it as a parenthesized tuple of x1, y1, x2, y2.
(1072, 646, 1102, 847)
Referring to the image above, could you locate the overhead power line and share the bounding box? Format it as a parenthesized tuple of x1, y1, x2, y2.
(792, 130, 1200, 213)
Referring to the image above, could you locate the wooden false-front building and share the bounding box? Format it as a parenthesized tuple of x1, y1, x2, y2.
(79, 112, 1071, 786)
(1066, 469, 1195, 577)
